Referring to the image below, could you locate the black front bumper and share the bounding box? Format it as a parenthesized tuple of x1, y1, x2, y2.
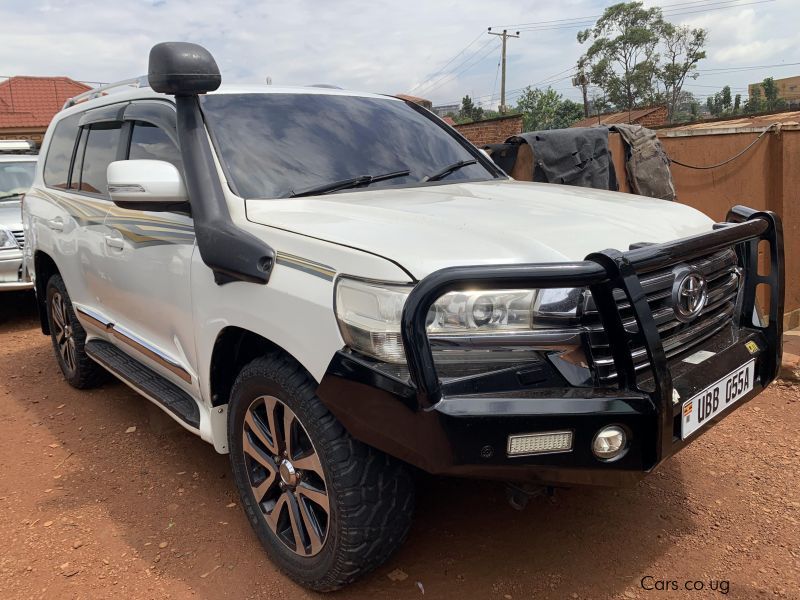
(316, 206, 784, 487)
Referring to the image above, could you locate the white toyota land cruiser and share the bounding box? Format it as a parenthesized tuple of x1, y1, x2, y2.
(23, 43, 784, 591)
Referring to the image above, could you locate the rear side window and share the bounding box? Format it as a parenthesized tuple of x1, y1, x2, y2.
(128, 121, 183, 173)
(77, 123, 123, 196)
(43, 114, 80, 189)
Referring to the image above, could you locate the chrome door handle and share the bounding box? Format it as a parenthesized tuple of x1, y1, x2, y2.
(46, 217, 64, 231)
(104, 235, 124, 250)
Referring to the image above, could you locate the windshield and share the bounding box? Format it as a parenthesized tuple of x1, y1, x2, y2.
(200, 93, 498, 199)
(0, 160, 36, 200)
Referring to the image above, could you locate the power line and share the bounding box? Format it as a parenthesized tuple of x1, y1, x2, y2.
(408, 31, 485, 94)
(491, 0, 775, 31)
(418, 38, 501, 97)
(414, 37, 497, 96)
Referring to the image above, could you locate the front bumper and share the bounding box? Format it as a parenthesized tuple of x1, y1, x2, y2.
(316, 206, 784, 487)
(0, 251, 32, 291)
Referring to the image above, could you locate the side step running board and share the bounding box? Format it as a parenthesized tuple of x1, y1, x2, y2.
(86, 339, 200, 429)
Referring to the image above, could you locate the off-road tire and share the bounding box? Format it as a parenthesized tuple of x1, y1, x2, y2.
(46, 274, 105, 389)
(228, 353, 415, 591)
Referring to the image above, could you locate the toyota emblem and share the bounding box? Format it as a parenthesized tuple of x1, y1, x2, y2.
(672, 270, 708, 322)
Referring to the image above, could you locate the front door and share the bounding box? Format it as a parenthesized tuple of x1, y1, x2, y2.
(97, 102, 199, 395)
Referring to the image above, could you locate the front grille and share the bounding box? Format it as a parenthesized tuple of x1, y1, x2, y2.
(583, 248, 741, 383)
(11, 229, 24, 250)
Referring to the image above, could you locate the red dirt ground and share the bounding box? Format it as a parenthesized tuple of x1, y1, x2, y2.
(1, 291, 799, 600)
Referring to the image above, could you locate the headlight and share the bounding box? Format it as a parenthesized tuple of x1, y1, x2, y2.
(335, 277, 584, 367)
(0, 227, 18, 250)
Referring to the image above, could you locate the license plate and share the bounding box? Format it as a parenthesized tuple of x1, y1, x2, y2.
(681, 359, 756, 439)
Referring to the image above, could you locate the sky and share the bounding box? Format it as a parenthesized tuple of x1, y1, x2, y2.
(1, 0, 798, 111)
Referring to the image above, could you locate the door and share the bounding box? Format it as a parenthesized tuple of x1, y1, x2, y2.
(34, 109, 124, 338)
(98, 101, 199, 393)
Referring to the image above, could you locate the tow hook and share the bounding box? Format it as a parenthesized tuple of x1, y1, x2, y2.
(505, 483, 554, 511)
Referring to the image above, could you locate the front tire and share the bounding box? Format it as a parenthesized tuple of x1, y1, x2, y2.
(228, 354, 414, 591)
(45, 274, 104, 389)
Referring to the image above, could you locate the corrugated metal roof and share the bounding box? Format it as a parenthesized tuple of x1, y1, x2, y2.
(659, 110, 800, 134)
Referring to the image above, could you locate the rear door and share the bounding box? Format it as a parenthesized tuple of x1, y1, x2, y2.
(98, 100, 199, 393)
(30, 107, 124, 335)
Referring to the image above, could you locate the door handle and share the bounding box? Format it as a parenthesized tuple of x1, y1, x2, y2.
(104, 235, 124, 250)
(46, 217, 64, 231)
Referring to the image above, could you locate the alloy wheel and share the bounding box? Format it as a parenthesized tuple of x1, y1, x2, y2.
(51, 291, 77, 373)
(241, 395, 330, 557)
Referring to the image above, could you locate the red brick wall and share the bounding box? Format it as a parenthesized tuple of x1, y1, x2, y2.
(636, 106, 668, 128)
(453, 115, 523, 147)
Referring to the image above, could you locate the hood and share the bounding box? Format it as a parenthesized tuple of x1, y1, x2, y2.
(245, 180, 714, 280)
(0, 200, 22, 229)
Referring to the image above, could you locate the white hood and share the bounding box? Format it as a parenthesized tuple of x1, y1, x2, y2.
(245, 180, 714, 279)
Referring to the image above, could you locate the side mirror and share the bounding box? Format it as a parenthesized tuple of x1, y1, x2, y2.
(107, 160, 187, 209)
(148, 42, 221, 95)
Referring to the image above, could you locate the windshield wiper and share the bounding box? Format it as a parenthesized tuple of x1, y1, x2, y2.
(0, 192, 23, 201)
(422, 158, 477, 182)
(289, 169, 410, 198)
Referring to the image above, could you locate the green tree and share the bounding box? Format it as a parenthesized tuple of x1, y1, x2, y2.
(733, 93, 741, 113)
(577, 2, 707, 118)
(577, 2, 664, 112)
(720, 85, 732, 112)
(458, 95, 484, 123)
(761, 77, 786, 112)
(659, 23, 707, 122)
(745, 87, 762, 114)
(555, 99, 585, 128)
(515, 87, 581, 131)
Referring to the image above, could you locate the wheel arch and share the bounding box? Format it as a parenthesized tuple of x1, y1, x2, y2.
(209, 326, 319, 407)
(33, 250, 61, 335)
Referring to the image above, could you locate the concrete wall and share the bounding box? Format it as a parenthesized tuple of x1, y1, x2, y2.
(454, 114, 523, 147)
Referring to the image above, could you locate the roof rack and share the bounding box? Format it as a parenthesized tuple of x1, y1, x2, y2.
(63, 75, 150, 109)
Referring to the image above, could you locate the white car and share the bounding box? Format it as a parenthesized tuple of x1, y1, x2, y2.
(0, 144, 36, 291)
(22, 43, 784, 591)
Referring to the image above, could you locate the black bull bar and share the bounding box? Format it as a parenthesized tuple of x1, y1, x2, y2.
(400, 205, 784, 463)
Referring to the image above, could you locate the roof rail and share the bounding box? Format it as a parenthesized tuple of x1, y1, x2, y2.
(63, 75, 150, 109)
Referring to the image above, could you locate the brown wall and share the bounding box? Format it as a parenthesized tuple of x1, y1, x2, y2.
(454, 115, 523, 147)
(657, 128, 800, 325)
(0, 128, 46, 144)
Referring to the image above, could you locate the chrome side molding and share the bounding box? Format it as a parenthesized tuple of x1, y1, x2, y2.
(75, 306, 192, 384)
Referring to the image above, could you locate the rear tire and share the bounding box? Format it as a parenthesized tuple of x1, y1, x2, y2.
(45, 274, 104, 389)
(228, 353, 414, 591)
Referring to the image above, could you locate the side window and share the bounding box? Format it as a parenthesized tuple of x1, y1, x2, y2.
(43, 113, 81, 189)
(128, 121, 183, 173)
(77, 123, 123, 196)
(68, 128, 88, 191)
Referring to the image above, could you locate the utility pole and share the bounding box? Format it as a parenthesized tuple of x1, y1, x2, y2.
(487, 27, 519, 114)
(572, 71, 590, 118)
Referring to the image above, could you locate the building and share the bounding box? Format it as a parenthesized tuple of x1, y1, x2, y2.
(748, 75, 800, 103)
(432, 103, 460, 117)
(570, 105, 668, 129)
(395, 94, 433, 110)
(0, 76, 91, 144)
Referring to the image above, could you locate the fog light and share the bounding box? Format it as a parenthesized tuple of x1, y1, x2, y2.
(507, 430, 573, 456)
(592, 426, 627, 460)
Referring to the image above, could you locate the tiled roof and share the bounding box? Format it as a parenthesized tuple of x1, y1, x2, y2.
(571, 106, 664, 129)
(395, 93, 432, 105)
(0, 76, 91, 129)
